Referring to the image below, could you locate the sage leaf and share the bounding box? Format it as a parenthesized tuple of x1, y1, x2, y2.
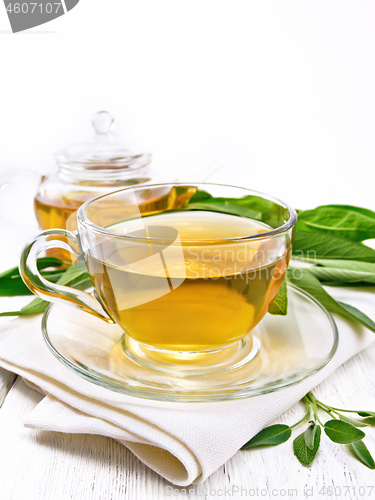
(298, 206, 375, 242)
(0, 266, 21, 281)
(0, 277, 35, 297)
(323, 204, 375, 220)
(268, 278, 288, 315)
(0, 270, 66, 297)
(324, 420, 365, 444)
(304, 423, 319, 450)
(186, 202, 261, 220)
(338, 414, 370, 428)
(337, 301, 375, 334)
(350, 440, 375, 469)
(358, 411, 375, 417)
(307, 266, 375, 285)
(188, 189, 212, 203)
(314, 259, 375, 273)
(55, 261, 89, 286)
(287, 268, 375, 333)
(186, 192, 284, 228)
(292, 230, 375, 262)
(294, 425, 321, 466)
(241, 424, 291, 449)
(0, 257, 65, 297)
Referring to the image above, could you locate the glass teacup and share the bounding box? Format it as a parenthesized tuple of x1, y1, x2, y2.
(20, 183, 297, 388)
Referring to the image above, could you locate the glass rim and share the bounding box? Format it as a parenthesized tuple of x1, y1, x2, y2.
(78, 182, 298, 243)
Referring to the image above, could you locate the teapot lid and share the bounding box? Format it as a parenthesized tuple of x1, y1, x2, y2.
(55, 111, 152, 171)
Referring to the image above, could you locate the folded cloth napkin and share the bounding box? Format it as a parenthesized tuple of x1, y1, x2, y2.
(0, 286, 374, 486)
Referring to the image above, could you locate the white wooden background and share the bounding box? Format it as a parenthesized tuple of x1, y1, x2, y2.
(0, 330, 374, 500)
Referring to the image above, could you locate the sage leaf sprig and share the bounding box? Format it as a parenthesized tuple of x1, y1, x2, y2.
(241, 392, 375, 470)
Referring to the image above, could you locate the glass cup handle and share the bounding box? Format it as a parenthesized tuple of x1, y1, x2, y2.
(19, 229, 113, 323)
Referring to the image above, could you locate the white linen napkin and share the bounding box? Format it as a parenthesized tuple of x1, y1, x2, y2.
(0, 286, 374, 486)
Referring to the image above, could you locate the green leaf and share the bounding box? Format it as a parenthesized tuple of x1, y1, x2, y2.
(337, 301, 375, 334)
(314, 259, 375, 273)
(304, 423, 319, 450)
(298, 205, 375, 242)
(338, 414, 370, 428)
(323, 204, 375, 220)
(56, 261, 89, 286)
(268, 278, 288, 315)
(0, 270, 67, 297)
(36, 257, 64, 269)
(324, 420, 365, 444)
(287, 268, 375, 333)
(364, 418, 375, 426)
(0, 277, 34, 296)
(308, 259, 375, 286)
(0, 257, 65, 297)
(350, 440, 375, 469)
(307, 266, 375, 285)
(185, 202, 262, 220)
(0, 266, 20, 281)
(188, 189, 213, 203)
(292, 230, 375, 262)
(294, 425, 321, 466)
(358, 411, 375, 417)
(186, 193, 285, 228)
(241, 424, 292, 449)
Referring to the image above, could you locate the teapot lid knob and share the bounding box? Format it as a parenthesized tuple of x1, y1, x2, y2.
(92, 111, 114, 135)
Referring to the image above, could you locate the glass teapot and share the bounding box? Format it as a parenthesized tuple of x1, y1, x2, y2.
(33, 111, 159, 232)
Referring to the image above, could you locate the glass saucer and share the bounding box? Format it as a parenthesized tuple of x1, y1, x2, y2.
(42, 284, 338, 402)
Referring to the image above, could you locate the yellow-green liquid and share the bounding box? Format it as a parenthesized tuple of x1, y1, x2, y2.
(87, 211, 289, 351)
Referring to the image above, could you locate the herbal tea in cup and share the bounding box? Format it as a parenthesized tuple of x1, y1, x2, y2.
(20, 184, 297, 384)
